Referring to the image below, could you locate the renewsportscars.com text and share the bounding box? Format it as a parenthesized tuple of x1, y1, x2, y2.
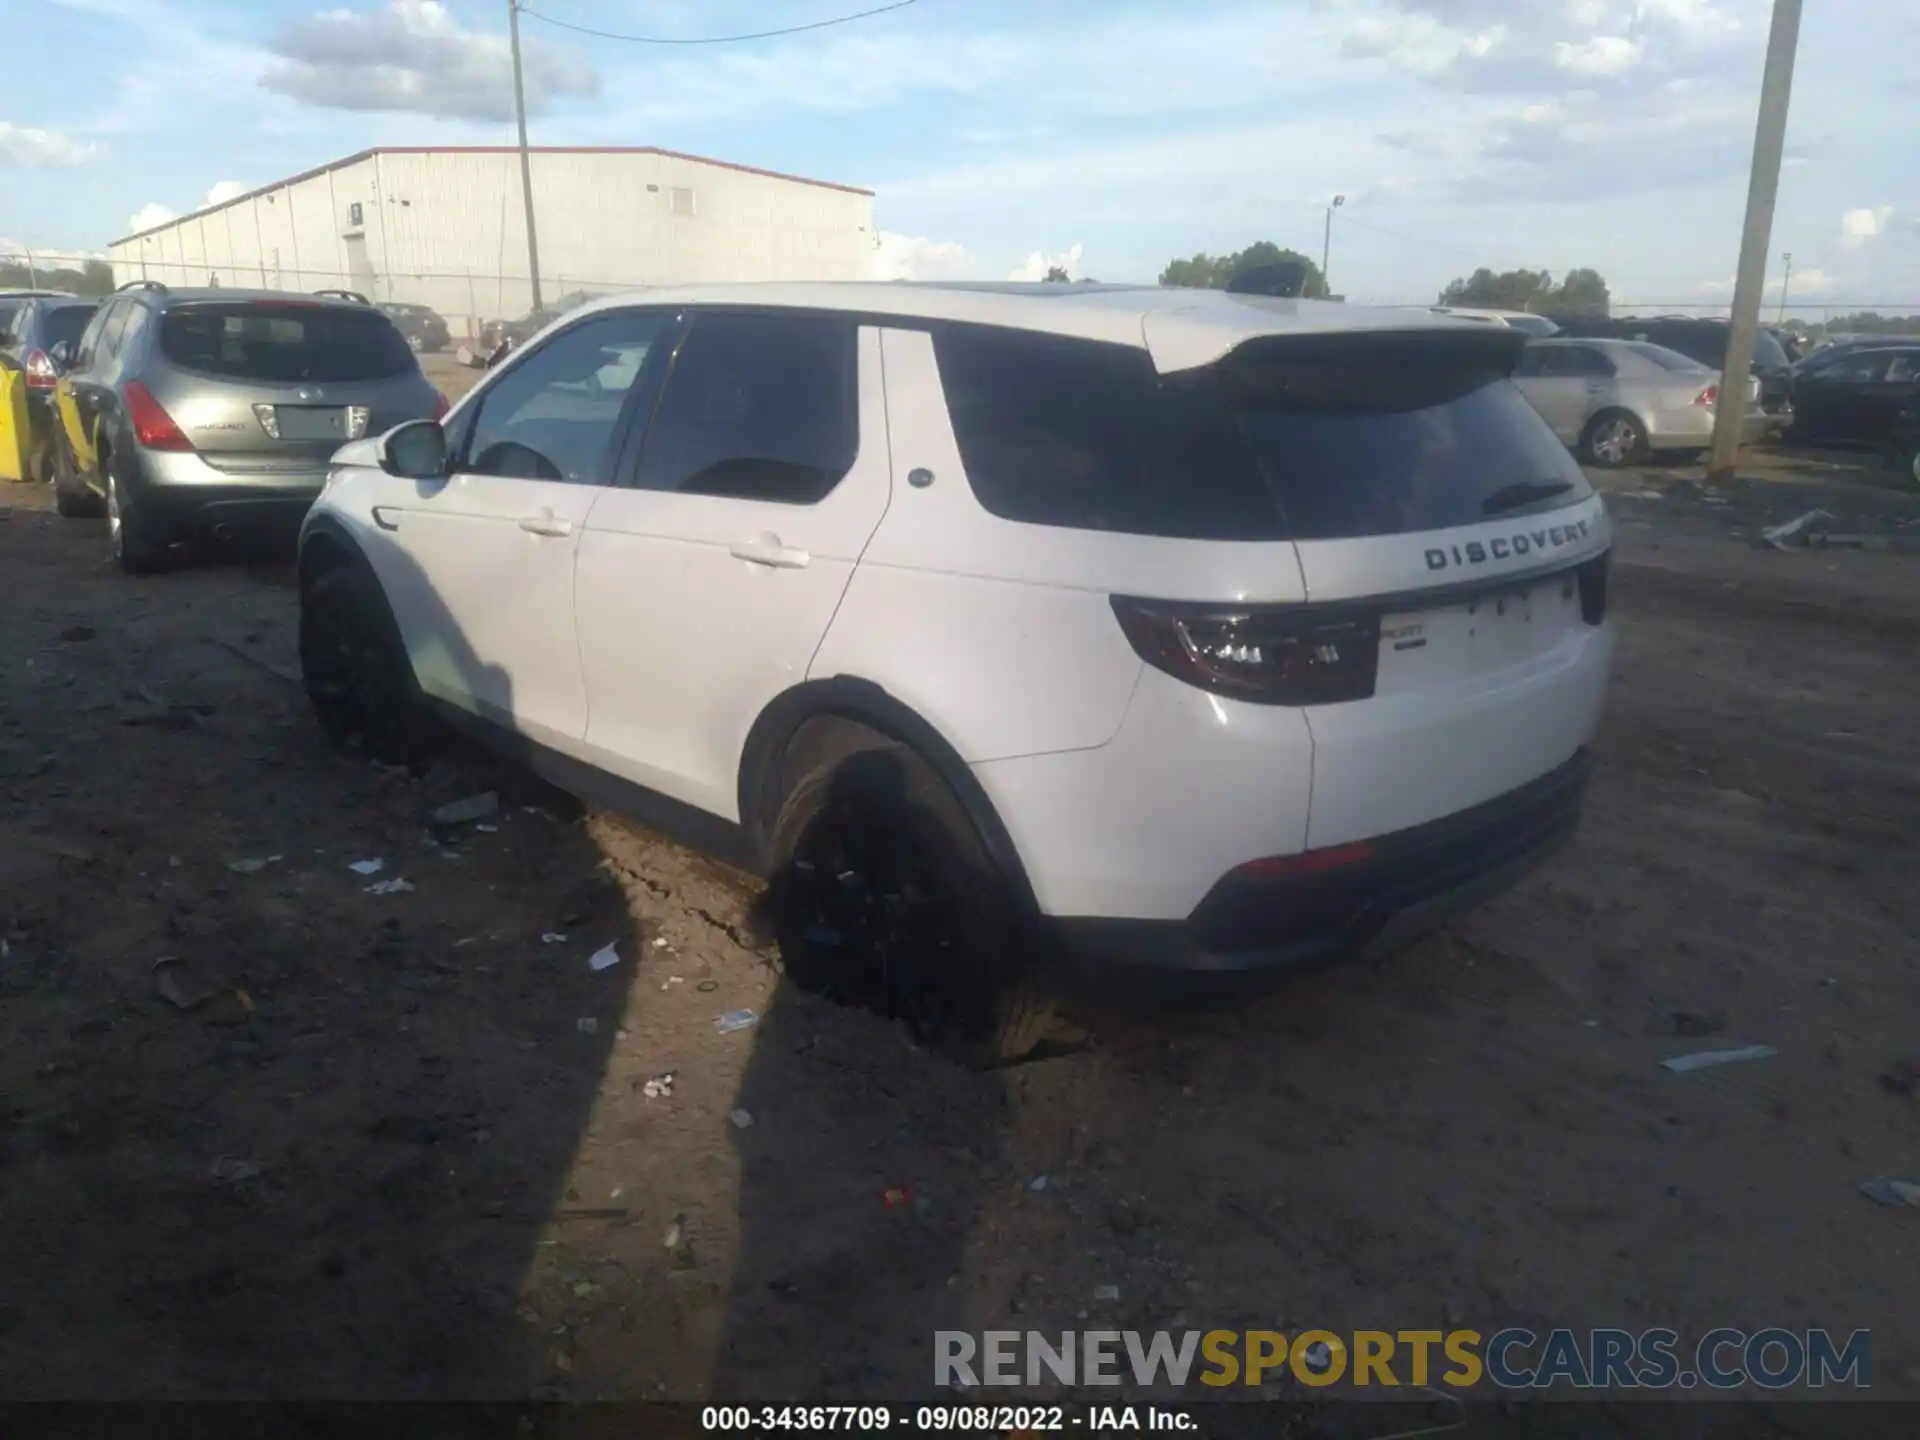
(935, 1327, 1872, 1390)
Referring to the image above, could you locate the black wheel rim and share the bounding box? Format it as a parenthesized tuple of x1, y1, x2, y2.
(302, 593, 405, 749)
(780, 800, 982, 1042)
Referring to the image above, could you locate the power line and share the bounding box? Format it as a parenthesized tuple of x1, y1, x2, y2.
(517, 0, 920, 44)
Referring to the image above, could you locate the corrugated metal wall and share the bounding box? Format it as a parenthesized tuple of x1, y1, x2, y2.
(107, 150, 876, 340)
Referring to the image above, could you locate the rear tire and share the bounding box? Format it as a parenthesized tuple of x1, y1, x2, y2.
(105, 456, 168, 573)
(764, 720, 1053, 1067)
(1580, 410, 1648, 468)
(300, 563, 440, 766)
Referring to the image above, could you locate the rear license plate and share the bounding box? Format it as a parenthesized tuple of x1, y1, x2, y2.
(274, 407, 347, 441)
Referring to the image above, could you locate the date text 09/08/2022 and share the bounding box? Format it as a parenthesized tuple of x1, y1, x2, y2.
(700, 1405, 1192, 1432)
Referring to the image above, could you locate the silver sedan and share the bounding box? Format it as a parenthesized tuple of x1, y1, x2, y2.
(1513, 337, 1766, 467)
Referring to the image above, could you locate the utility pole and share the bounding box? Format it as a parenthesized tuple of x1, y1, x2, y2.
(1321, 194, 1344, 298)
(1707, 0, 1802, 487)
(507, 0, 544, 316)
(1778, 251, 1793, 324)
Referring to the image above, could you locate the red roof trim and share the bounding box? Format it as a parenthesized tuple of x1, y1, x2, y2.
(109, 144, 871, 245)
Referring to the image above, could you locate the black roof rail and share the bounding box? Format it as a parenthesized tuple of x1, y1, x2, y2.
(314, 288, 371, 305)
(115, 279, 167, 294)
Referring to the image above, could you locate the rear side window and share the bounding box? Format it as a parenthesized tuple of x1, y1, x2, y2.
(933, 325, 1282, 540)
(636, 311, 856, 504)
(158, 303, 415, 382)
(935, 326, 1591, 542)
(1626, 342, 1708, 372)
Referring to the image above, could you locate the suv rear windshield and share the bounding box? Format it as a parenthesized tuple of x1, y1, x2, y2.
(43, 305, 97, 350)
(933, 325, 1591, 543)
(159, 303, 415, 382)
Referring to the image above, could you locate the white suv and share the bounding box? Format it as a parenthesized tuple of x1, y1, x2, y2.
(298, 283, 1615, 1061)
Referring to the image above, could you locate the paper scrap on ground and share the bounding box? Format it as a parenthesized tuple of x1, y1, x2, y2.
(588, 942, 621, 972)
(348, 858, 385, 876)
(1661, 1044, 1777, 1073)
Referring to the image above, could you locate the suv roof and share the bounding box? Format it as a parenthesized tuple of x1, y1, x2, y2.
(554, 281, 1482, 375)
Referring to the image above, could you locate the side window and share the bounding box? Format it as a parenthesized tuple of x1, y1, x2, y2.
(932, 323, 1280, 539)
(114, 303, 151, 366)
(1566, 346, 1616, 378)
(635, 311, 856, 504)
(1825, 353, 1891, 385)
(0, 301, 20, 345)
(93, 302, 131, 370)
(74, 302, 118, 371)
(1512, 348, 1548, 378)
(1884, 353, 1920, 384)
(461, 310, 673, 483)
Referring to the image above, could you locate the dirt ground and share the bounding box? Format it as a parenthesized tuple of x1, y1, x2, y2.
(3, 410, 1919, 1420)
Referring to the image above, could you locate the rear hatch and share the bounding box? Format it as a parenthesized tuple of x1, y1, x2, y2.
(1137, 324, 1613, 848)
(151, 301, 429, 474)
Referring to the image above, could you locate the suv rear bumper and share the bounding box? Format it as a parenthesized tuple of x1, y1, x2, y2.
(1047, 748, 1590, 979)
(131, 448, 325, 544)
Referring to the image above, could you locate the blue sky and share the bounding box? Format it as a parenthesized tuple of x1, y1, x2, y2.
(4, 0, 1918, 310)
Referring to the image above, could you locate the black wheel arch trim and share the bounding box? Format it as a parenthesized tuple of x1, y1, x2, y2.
(736, 677, 1041, 915)
(299, 509, 384, 592)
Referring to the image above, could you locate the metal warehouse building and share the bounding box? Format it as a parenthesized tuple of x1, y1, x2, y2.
(107, 146, 876, 340)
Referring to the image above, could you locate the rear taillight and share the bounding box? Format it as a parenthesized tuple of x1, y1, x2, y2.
(1578, 551, 1609, 625)
(1230, 841, 1373, 880)
(431, 391, 450, 421)
(1110, 597, 1380, 706)
(23, 349, 57, 390)
(1693, 384, 1718, 407)
(124, 381, 192, 452)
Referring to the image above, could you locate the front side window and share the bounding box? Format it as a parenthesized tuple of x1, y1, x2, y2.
(635, 311, 857, 504)
(1884, 353, 1920, 384)
(462, 310, 672, 484)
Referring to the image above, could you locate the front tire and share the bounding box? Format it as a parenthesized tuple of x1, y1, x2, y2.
(1580, 410, 1648, 469)
(300, 564, 440, 765)
(764, 721, 1053, 1067)
(51, 433, 103, 518)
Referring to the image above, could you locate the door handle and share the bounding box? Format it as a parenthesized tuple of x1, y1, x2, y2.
(518, 510, 573, 538)
(729, 534, 810, 569)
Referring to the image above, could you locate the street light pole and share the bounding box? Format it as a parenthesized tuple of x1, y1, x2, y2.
(1706, 0, 1802, 487)
(1321, 194, 1345, 298)
(507, 0, 544, 316)
(1778, 251, 1793, 325)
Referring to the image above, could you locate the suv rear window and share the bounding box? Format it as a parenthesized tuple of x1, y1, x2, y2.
(159, 303, 415, 382)
(934, 325, 1591, 543)
(43, 305, 97, 349)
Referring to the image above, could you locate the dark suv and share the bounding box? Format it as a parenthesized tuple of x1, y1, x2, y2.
(0, 293, 98, 482)
(51, 282, 444, 572)
(379, 301, 451, 354)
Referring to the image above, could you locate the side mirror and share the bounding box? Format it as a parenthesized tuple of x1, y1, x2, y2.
(380, 419, 450, 480)
(49, 341, 73, 369)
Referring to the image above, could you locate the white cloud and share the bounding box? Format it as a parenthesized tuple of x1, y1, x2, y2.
(871, 231, 976, 282)
(1553, 34, 1643, 75)
(261, 0, 599, 121)
(127, 202, 177, 234)
(203, 180, 246, 208)
(1007, 243, 1085, 282)
(1840, 206, 1894, 247)
(0, 122, 96, 167)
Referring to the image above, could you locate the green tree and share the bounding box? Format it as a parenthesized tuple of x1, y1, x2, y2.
(1043, 264, 1071, 282)
(1437, 266, 1611, 318)
(1159, 241, 1329, 298)
(0, 257, 115, 296)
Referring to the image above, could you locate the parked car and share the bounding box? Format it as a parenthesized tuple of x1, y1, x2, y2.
(1790, 335, 1914, 377)
(296, 282, 1616, 1062)
(1889, 398, 1920, 489)
(1513, 337, 1764, 467)
(1788, 343, 1920, 446)
(379, 301, 452, 354)
(1572, 317, 1796, 419)
(475, 290, 607, 360)
(0, 293, 98, 481)
(49, 281, 445, 572)
(1430, 306, 1562, 337)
